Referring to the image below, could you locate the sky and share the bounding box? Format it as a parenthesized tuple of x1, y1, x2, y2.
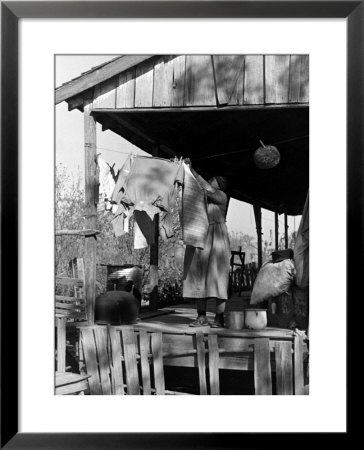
(55, 55, 301, 243)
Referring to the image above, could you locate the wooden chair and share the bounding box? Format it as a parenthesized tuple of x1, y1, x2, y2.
(56, 258, 87, 372)
(229, 248, 245, 296)
(55, 258, 89, 395)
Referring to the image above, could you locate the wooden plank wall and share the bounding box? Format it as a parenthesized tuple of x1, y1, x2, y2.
(80, 55, 308, 111)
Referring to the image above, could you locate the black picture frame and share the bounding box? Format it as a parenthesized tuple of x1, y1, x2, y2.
(1, 1, 357, 448)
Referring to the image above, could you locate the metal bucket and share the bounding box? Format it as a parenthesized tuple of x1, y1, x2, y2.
(225, 311, 245, 330)
(106, 264, 143, 292)
(245, 308, 267, 330)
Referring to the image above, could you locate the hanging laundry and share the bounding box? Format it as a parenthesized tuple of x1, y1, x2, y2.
(111, 154, 134, 205)
(111, 213, 125, 237)
(134, 220, 148, 249)
(112, 155, 183, 213)
(159, 211, 175, 241)
(123, 208, 132, 233)
(134, 210, 157, 245)
(111, 155, 183, 247)
(97, 156, 116, 210)
(181, 163, 209, 249)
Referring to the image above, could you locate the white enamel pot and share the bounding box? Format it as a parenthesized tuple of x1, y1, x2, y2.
(244, 309, 267, 330)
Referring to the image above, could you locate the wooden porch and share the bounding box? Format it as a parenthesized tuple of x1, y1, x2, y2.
(55, 55, 309, 395)
(77, 308, 308, 395)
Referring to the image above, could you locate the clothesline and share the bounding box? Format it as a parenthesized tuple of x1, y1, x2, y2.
(97, 146, 148, 156)
(195, 135, 309, 160)
(98, 134, 308, 162)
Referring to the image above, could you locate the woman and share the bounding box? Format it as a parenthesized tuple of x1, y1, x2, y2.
(183, 159, 231, 328)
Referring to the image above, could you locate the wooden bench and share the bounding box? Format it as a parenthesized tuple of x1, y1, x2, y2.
(159, 330, 306, 395)
(79, 325, 307, 395)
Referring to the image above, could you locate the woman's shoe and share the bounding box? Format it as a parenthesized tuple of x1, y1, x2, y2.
(189, 315, 209, 327)
(210, 314, 225, 328)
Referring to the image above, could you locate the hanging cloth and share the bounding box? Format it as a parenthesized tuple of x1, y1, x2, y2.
(181, 163, 209, 249)
(97, 156, 116, 210)
(111, 155, 183, 246)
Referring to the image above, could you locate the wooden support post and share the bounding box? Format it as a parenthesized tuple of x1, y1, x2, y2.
(84, 100, 97, 324)
(253, 204, 263, 268)
(149, 144, 160, 311)
(56, 317, 66, 372)
(275, 212, 279, 250)
(284, 213, 289, 249)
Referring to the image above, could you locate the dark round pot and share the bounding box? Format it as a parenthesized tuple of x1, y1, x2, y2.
(95, 291, 139, 325)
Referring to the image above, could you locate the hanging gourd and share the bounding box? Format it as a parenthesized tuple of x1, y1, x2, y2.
(253, 140, 280, 169)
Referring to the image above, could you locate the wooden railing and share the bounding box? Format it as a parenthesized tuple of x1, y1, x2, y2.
(78, 325, 308, 395)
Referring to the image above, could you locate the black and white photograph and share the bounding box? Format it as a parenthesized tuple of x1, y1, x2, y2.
(55, 54, 309, 396)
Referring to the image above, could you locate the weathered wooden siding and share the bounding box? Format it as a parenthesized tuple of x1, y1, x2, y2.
(79, 55, 309, 110)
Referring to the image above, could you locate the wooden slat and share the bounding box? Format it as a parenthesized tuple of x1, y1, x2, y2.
(254, 338, 272, 395)
(56, 317, 66, 372)
(74, 259, 85, 309)
(151, 332, 165, 395)
(275, 341, 293, 395)
(152, 55, 186, 108)
(55, 379, 89, 395)
(208, 335, 220, 395)
(56, 295, 85, 303)
(134, 58, 155, 107)
(294, 334, 305, 395)
(244, 55, 264, 104)
(227, 60, 245, 106)
(93, 76, 117, 108)
(185, 55, 216, 106)
(218, 337, 254, 353)
(93, 327, 112, 395)
(264, 55, 290, 104)
(56, 310, 86, 319)
(108, 327, 125, 395)
(84, 101, 97, 324)
(195, 331, 207, 395)
(56, 55, 152, 104)
(56, 302, 84, 310)
(171, 55, 186, 107)
(55, 371, 90, 386)
(121, 327, 140, 395)
(153, 55, 174, 107)
(213, 55, 245, 105)
(80, 328, 102, 395)
(139, 331, 152, 395)
(56, 277, 83, 287)
(55, 229, 100, 236)
(116, 68, 135, 108)
(289, 55, 309, 103)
